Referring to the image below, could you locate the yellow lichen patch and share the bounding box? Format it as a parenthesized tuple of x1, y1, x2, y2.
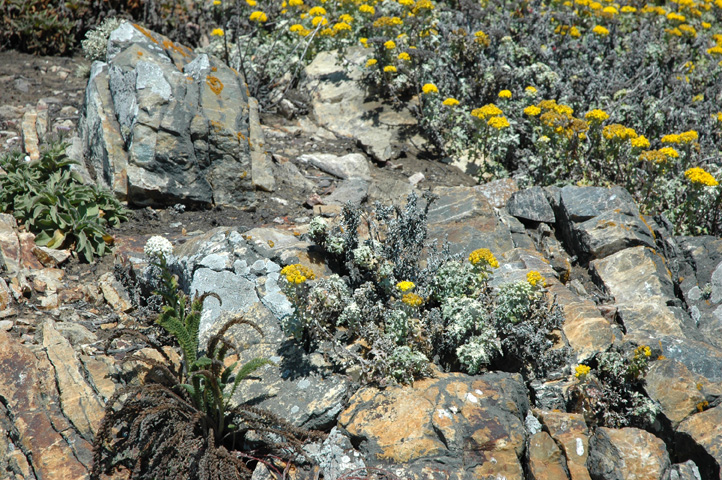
(240, 171, 248, 179)
(211, 66, 218, 72)
(206, 75, 224, 95)
(186, 76, 194, 82)
(133, 23, 159, 44)
(209, 120, 223, 130)
(137, 51, 143, 56)
(267, 239, 275, 247)
(237, 132, 247, 141)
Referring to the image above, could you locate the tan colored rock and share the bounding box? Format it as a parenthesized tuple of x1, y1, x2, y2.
(339, 372, 528, 479)
(538, 410, 592, 480)
(18, 231, 43, 270)
(81, 354, 119, 402)
(677, 404, 722, 473)
(41, 319, 105, 439)
(474, 178, 518, 209)
(587, 427, 670, 480)
(0, 330, 91, 479)
(528, 431, 570, 480)
(33, 245, 71, 267)
(0, 276, 12, 310)
(249, 97, 275, 192)
(645, 358, 707, 427)
(0, 213, 21, 277)
(99, 271, 134, 313)
(21, 108, 40, 161)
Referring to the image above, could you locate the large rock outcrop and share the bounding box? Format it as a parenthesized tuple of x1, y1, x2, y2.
(78, 22, 269, 208)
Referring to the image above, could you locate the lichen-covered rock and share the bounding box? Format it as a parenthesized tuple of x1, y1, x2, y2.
(573, 209, 656, 260)
(587, 427, 671, 480)
(507, 186, 556, 224)
(537, 410, 592, 480)
(677, 404, 722, 478)
(79, 22, 259, 208)
(528, 431, 570, 480)
(338, 371, 529, 479)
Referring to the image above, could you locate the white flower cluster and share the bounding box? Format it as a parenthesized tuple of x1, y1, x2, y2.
(144, 235, 174, 259)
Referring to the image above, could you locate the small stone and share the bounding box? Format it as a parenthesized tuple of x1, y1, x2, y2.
(408, 172, 425, 186)
(0, 320, 12, 331)
(297, 153, 372, 180)
(98, 272, 134, 313)
(507, 186, 556, 223)
(32, 246, 71, 267)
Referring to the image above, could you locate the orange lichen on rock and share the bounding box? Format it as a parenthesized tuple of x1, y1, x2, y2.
(206, 75, 224, 95)
(133, 23, 159, 44)
(163, 39, 188, 57)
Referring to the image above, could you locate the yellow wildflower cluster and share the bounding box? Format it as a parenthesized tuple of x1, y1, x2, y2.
(535, 100, 587, 139)
(384, 65, 397, 72)
(639, 149, 675, 164)
(469, 248, 499, 268)
(281, 264, 316, 284)
(602, 123, 638, 141)
(396, 281, 416, 292)
(366, 58, 377, 67)
(211, 28, 225, 36)
(398, 52, 411, 60)
(526, 270, 546, 287)
(249, 11, 268, 22)
(422, 83, 438, 94)
(487, 115, 511, 129)
(555, 25, 581, 37)
(402, 292, 424, 307)
(585, 109, 609, 123)
(685, 167, 719, 186)
(498, 89, 512, 99)
(359, 4, 375, 14)
(471, 103, 503, 120)
(660, 131, 699, 144)
(373, 16, 403, 28)
(659, 146, 680, 158)
(443, 97, 460, 106)
(384, 40, 396, 49)
(474, 30, 490, 46)
(630, 135, 650, 149)
(575, 364, 591, 378)
(634, 345, 652, 359)
(592, 25, 610, 36)
(524, 105, 542, 116)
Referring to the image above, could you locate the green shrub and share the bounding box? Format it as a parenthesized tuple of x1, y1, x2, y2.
(0, 143, 128, 262)
(280, 195, 569, 384)
(94, 252, 321, 479)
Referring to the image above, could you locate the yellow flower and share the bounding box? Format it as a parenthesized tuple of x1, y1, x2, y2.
(443, 97, 460, 106)
(525, 86, 537, 95)
(319, 27, 335, 36)
(402, 292, 424, 307)
(213, 0, 221, 5)
(575, 364, 591, 379)
(526, 270, 546, 287)
(678, 130, 699, 143)
(639, 150, 669, 164)
(716, 112, 722, 123)
(471, 103, 503, 120)
(366, 58, 377, 67)
(384, 65, 397, 72)
(487, 116, 510, 129)
(246, 0, 257, 5)
(398, 52, 411, 61)
(422, 83, 438, 94)
(396, 281, 415, 292)
(592, 25, 610, 36)
(685, 167, 719, 186)
(469, 248, 499, 268)
(667, 12, 686, 22)
(359, 4, 375, 13)
(474, 30, 490, 46)
(630, 135, 650, 149)
(249, 10, 268, 22)
(621, 5, 636, 12)
(585, 109, 609, 122)
(708, 46, 722, 56)
(498, 89, 512, 99)
(339, 13, 353, 23)
(524, 105, 541, 116)
(702, 21, 711, 28)
(659, 146, 680, 158)
(569, 26, 581, 37)
(661, 133, 680, 144)
(308, 5, 327, 15)
(384, 40, 397, 49)
(280, 264, 316, 284)
(333, 22, 352, 32)
(399, 0, 414, 5)
(360, 37, 368, 47)
(312, 16, 328, 26)
(602, 5, 618, 14)
(211, 28, 225, 36)
(602, 124, 637, 140)
(288, 0, 304, 6)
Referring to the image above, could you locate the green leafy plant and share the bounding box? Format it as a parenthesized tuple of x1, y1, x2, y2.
(93, 254, 322, 479)
(0, 143, 127, 262)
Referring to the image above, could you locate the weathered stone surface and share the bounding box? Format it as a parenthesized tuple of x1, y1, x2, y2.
(338, 372, 528, 479)
(475, 178, 518, 209)
(677, 404, 722, 476)
(573, 209, 656, 260)
(32, 245, 71, 267)
(79, 21, 257, 207)
(559, 186, 638, 223)
(302, 49, 427, 162)
(21, 108, 40, 161)
(41, 319, 105, 440)
(667, 460, 702, 480)
(99, 271, 134, 313)
(0, 213, 21, 277)
(0, 330, 91, 479)
(644, 358, 707, 428)
(249, 97, 276, 192)
(528, 431, 570, 480)
(325, 178, 369, 206)
(591, 246, 676, 305)
(305, 427, 366, 479)
(538, 410, 592, 480)
(587, 427, 670, 480)
(427, 186, 514, 259)
(507, 186, 555, 224)
(297, 153, 371, 180)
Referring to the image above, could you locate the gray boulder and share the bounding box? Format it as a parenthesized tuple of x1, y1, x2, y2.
(78, 22, 265, 208)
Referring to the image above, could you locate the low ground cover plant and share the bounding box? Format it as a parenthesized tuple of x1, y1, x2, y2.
(0, 143, 127, 262)
(280, 194, 570, 385)
(93, 243, 322, 479)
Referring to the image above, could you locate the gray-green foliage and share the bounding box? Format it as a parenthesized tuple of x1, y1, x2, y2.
(0, 143, 128, 262)
(82, 17, 123, 62)
(281, 194, 569, 384)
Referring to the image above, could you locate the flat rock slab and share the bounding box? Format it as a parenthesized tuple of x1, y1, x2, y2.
(537, 410, 592, 480)
(296, 153, 371, 180)
(588, 427, 671, 480)
(79, 22, 258, 207)
(507, 186, 555, 224)
(338, 371, 529, 479)
(677, 405, 722, 479)
(644, 358, 708, 428)
(559, 186, 638, 223)
(573, 209, 656, 260)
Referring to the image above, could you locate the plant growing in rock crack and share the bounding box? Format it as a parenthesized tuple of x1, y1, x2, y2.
(281, 194, 570, 385)
(0, 142, 128, 262)
(93, 247, 322, 479)
(569, 345, 659, 428)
